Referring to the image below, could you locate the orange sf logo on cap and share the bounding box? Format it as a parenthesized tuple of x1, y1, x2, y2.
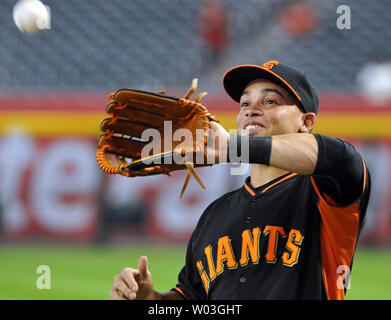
(261, 60, 279, 70)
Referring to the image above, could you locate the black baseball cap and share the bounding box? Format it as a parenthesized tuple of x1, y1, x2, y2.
(222, 60, 319, 114)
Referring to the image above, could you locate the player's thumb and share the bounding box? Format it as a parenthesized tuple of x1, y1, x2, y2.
(138, 255, 149, 280)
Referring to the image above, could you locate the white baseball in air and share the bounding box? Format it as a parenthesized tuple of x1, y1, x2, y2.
(13, 0, 50, 34)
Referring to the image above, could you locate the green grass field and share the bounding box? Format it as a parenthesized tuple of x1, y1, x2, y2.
(0, 245, 390, 300)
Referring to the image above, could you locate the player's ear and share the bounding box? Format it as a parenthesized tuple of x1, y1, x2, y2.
(298, 113, 316, 133)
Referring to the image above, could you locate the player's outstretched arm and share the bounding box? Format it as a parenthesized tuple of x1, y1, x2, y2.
(269, 133, 318, 175)
(207, 122, 318, 175)
(110, 256, 183, 300)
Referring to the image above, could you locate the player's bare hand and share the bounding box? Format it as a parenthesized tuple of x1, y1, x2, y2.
(206, 121, 230, 163)
(110, 256, 153, 300)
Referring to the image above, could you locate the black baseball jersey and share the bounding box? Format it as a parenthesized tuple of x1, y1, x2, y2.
(172, 134, 371, 300)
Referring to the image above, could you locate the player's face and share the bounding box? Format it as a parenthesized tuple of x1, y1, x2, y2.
(237, 79, 303, 137)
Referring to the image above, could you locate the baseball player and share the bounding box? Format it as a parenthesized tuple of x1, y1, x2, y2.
(110, 60, 371, 300)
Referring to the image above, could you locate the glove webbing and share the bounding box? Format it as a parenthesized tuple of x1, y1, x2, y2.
(96, 79, 209, 198)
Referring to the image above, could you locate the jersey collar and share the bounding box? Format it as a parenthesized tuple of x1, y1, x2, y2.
(243, 173, 298, 197)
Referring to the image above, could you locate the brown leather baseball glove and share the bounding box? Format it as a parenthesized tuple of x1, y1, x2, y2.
(96, 79, 218, 197)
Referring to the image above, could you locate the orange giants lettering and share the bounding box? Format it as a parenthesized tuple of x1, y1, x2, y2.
(239, 227, 261, 266)
(215, 236, 238, 275)
(198, 226, 304, 294)
(263, 226, 287, 263)
(282, 229, 304, 267)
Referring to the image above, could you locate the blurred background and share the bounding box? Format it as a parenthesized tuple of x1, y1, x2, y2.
(1, 0, 391, 300)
